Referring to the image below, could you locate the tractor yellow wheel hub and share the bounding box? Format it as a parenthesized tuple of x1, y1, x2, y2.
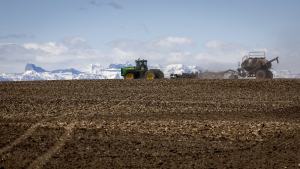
(147, 73, 154, 79)
(126, 73, 134, 79)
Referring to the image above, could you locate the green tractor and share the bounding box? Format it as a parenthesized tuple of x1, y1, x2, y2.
(121, 59, 164, 79)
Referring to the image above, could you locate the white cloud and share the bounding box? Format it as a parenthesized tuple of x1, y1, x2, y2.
(106, 39, 143, 50)
(23, 42, 69, 55)
(61, 36, 87, 45)
(166, 52, 192, 63)
(146, 38, 179, 51)
(0, 43, 36, 61)
(0, 37, 105, 73)
(111, 48, 135, 58)
(107, 37, 195, 52)
(60, 36, 89, 49)
(165, 37, 195, 46)
(204, 40, 243, 51)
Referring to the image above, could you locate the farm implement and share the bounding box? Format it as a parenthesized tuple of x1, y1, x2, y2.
(171, 51, 279, 79)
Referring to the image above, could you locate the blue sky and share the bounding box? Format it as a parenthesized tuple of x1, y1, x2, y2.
(1, 0, 300, 73)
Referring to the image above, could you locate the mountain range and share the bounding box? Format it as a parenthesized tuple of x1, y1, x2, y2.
(0, 62, 299, 81)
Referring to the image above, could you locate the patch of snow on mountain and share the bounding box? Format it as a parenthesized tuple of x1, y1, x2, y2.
(148, 64, 162, 69)
(186, 66, 206, 73)
(162, 64, 205, 78)
(163, 64, 185, 76)
(78, 63, 103, 74)
(271, 70, 300, 78)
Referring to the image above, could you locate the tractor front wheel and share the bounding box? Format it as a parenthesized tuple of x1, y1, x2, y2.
(145, 70, 156, 79)
(125, 72, 135, 79)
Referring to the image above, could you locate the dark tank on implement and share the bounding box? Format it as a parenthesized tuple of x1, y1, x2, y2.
(241, 57, 272, 72)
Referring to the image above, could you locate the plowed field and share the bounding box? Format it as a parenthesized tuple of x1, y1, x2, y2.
(1, 79, 300, 168)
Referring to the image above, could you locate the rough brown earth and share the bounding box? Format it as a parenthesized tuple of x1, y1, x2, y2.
(0, 79, 300, 168)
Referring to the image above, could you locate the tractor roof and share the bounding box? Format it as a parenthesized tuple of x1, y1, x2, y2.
(135, 58, 147, 62)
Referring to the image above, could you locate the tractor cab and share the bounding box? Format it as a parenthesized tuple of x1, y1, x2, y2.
(135, 59, 148, 72)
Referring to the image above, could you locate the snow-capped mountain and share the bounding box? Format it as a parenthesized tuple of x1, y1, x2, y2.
(0, 62, 298, 81)
(0, 63, 123, 81)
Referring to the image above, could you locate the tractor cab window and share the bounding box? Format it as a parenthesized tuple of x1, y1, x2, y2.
(142, 61, 147, 66)
(136, 61, 141, 68)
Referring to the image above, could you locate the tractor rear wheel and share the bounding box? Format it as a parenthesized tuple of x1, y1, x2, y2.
(157, 71, 164, 79)
(266, 70, 273, 79)
(145, 70, 156, 79)
(256, 69, 267, 79)
(125, 72, 135, 79)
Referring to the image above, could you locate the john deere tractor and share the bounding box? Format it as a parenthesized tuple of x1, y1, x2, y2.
(121, 59, 164, 79)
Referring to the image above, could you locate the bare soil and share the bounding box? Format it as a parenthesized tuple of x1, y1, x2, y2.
(0, 79, 300, 168)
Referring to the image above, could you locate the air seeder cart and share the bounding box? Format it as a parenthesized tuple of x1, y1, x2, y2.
(237, 51, 279, 79)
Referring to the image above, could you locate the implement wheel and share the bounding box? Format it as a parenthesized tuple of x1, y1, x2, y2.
(229, 75, 238, 79)
(145, 70, 156, 79)
(256, 69, 267, 79)
(266, 70, 273, 79)
(125, 72, 135, 79)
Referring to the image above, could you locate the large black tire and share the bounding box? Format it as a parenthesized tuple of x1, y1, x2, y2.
(229, 74, 238, 79)
(124, 72, 135, 79)
(266, 70, 273, 79)
(157, 71, 164, 79)
(145, 70, 157, 79)
(256, 69, 267, 79)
